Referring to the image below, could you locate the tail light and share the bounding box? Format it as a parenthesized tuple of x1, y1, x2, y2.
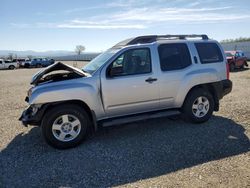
(226, 62, 229, 79)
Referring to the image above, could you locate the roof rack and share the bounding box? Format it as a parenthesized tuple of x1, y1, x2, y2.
(127, 34, 209, 45)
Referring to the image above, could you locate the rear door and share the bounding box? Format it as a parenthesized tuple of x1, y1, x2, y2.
(100, 47, 160, 117)
(157, 42, 193, 108)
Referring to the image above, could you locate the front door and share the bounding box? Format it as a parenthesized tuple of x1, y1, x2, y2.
(101, 48, 159, 117)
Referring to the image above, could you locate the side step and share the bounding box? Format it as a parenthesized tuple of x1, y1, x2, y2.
(100, 109, 181, 127)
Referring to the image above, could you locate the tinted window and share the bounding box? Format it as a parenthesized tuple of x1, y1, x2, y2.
(195, 43, 223, 64)
(109, 48, 151, 76)
(158, 43, 192, 71)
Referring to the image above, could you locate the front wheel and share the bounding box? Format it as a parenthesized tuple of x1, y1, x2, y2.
(41, 104, 91, 149)
(182, 88, 214, 123)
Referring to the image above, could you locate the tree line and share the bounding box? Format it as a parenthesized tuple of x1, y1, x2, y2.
(221, 37, 250, 43)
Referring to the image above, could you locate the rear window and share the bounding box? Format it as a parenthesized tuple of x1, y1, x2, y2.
(195, 43, 223, 64)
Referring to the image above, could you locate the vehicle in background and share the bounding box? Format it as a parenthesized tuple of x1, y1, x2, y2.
(13, 58, 29, 67)
(225, 50, 248, 71)
(25, 58, 55, 68)
(0, 59, 18, 70)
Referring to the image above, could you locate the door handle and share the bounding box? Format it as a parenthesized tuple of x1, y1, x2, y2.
(145, 77, 157, 83)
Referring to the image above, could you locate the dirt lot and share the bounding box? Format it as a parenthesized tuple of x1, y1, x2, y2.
(0, 61, 249, 187)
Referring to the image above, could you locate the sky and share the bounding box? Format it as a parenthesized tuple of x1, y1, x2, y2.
(1, 0, 250, 52)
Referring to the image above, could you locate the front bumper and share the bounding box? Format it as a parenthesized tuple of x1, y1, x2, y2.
(19, 104, 47, 126)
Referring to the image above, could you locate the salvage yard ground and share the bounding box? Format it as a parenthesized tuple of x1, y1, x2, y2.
(0, 61, 250, 187)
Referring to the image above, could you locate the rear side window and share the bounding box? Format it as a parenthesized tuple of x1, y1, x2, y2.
(195, 43, 223, 64)
(158, 43, 192, 71)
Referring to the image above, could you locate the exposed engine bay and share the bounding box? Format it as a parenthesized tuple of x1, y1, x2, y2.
(31, 62, 86, 85)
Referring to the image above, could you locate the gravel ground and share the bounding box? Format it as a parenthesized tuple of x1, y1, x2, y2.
(0, 62, 249, 188)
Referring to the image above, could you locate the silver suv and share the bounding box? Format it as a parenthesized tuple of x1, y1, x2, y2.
(20, 34, 232, 149)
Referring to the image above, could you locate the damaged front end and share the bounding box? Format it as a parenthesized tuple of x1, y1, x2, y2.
(19, 62, 87, 126)
(19, 104, 46, 126)
(31, 62, 87, 86)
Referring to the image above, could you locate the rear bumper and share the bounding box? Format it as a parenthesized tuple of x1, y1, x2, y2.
(221, 79, 232, 97)
(210, 79, 232, 111)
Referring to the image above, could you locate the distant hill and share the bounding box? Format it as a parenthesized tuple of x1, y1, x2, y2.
(0, 50, 76, 57)
(0, 50, 101, 61)
(53, 53, 100, 61)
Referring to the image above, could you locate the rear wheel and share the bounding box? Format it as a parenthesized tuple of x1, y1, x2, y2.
(41, 104, 91, 149)
(8, 65, 15, 69)
(182, 88, 214, 123)
(229, 63, 235, 71)
(244, 61, 248, 67)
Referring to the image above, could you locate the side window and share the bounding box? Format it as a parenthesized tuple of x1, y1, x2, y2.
(158, 43, 192, 71)
(0, 61, 2, 64)
(195, 43, 223, 64)
(108, 48, 151, 77)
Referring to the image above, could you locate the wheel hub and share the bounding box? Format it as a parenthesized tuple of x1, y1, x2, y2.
(198, 104, 204, 110)
(51, 114, 82, 142)
(61, 123, 72, 133)
(192, 96, 210, 118)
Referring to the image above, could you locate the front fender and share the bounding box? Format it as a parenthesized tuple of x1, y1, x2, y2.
(29, 81, 104, 118)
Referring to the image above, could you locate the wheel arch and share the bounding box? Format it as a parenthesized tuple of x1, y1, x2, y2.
(182, 83, 219, 111)
(41, 100, 97, 131)
(8, 65, 15, 69)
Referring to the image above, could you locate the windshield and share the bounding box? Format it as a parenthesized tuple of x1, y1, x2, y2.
(82, 49, 119, 74)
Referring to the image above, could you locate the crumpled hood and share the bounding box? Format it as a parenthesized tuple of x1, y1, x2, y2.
(31, 62, 86, 85)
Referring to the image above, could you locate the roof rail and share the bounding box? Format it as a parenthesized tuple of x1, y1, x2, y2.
(127, 34, 209, 45)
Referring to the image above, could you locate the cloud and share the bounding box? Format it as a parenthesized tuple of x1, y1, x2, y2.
(56, 20, 146, 29)
(10, 1, 250, 30)
(11, 20, 146, 29)
(109, 6, 250, 23)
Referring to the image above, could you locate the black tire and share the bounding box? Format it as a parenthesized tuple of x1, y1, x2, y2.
(36, 63, 42, 68)
(24, 64, 30, 68)
(229, 63, 235, 71)
(182, 88, 214, 123)
(41, 104, 91, 149)
(8, 65, 15, 70)
(244, 61, 248, 67)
